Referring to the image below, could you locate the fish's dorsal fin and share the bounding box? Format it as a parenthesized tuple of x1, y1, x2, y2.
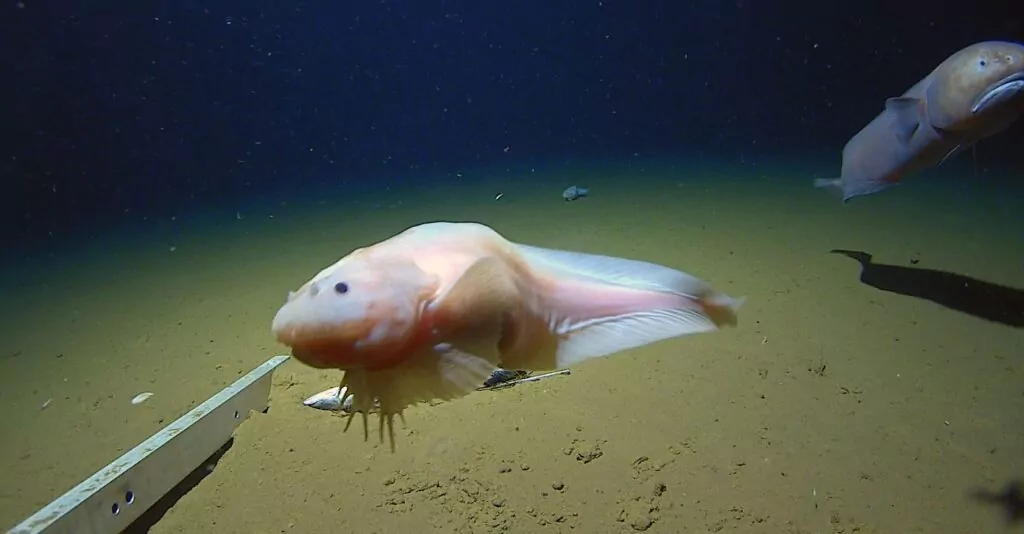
(885, 96, 923, 146)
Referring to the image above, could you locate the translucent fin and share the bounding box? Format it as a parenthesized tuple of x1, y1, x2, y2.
(814, 176, 895, 204)
(338, 342, 500, 451)
(554, 308, 719, 367)
(513, 244, 744, 369)
(515, 243, 714, 298)
(813, 177, 846, 201)
(429, 256, 519, 324)
(884, 96, 923, 146)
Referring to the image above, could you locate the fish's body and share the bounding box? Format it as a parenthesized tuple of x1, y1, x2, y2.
(272, 221, 743, 446)
(815, 41, 1024, 203)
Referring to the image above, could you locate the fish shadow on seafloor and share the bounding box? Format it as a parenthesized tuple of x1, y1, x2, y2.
(970, 480, 1024, 525)
(830, 250, 1024, 328)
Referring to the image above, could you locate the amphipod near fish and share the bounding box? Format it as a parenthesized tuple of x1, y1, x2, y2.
(562, 185, 589, 201)
(271, 221, 744, 448)
(814, 40, 1024, 203)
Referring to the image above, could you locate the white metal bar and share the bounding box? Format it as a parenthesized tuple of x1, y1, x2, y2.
(7, 355, 290, 534)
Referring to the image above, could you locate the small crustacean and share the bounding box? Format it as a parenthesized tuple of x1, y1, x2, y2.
(562, 185, 589, 201)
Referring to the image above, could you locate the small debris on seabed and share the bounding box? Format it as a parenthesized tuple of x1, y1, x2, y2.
(481, 369, 529, 388)
(476, 368, 570, 391)
(131, 392, 154, 405)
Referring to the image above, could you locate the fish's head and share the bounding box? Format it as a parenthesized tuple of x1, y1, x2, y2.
(926, 41, 1024, 132)
(271, 255, 439, 371)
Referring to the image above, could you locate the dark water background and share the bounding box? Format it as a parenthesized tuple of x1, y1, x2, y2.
(3, 0, 1022, 250)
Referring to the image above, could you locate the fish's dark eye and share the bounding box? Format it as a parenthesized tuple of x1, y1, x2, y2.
(979, 59, 987, 67)
(333, 282, 349, 295)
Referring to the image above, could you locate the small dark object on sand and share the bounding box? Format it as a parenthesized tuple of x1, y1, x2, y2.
(477, 369, 572, 391)
(481, 369, 531, 388)
(562, 185, 589, 201)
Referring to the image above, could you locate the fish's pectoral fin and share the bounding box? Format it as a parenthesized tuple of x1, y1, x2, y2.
(431, 256, 522, 358)
(432, 256, 520, 328)
(885, 96, 924, 146)
(336, 342, 501, 449)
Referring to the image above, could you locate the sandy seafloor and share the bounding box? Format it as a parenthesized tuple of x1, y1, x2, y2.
(1, 156, 1023, 534)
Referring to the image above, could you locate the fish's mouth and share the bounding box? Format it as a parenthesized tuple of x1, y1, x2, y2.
(972, 71, 1024, 114)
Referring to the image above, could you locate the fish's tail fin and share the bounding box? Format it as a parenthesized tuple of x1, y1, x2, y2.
(700, 292, 746, 328)
(813, 177, 847, 201)
(815, 176, 899, 203)
(512, 244, 745, 369)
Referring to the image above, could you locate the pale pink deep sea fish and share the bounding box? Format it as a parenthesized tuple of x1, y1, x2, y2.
(271, 221, 745, 447)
